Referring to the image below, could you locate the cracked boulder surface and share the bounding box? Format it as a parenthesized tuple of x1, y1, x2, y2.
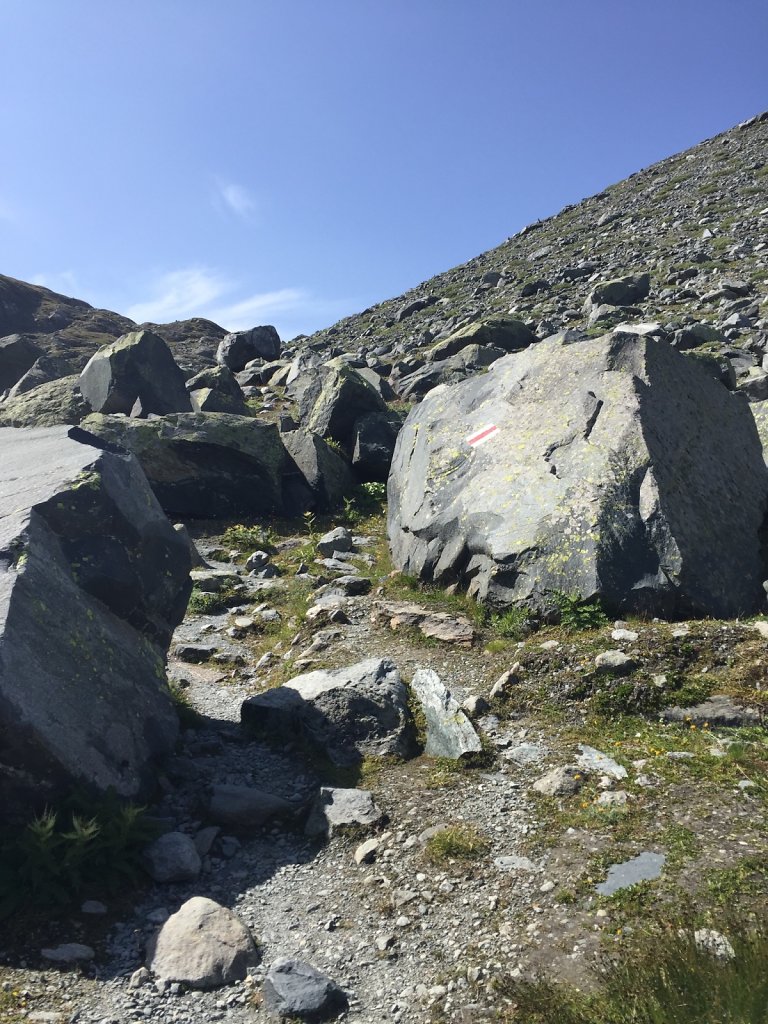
(388, 331, 768, 618)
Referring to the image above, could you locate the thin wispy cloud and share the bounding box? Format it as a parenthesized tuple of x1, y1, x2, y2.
(124, 266, 351, 339)
(126, 268, 229, 323)
(31, 270, 79, 296)
(214, 180, 258, 220)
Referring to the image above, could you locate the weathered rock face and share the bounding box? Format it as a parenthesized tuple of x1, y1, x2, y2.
(81, 412, 290, 519)
(79, 330, 193, 416)
(216, 326, 281, 370)
(241, 657, 414, 766)
(0, 425, 191, 822)
(388, 332, 768, 619)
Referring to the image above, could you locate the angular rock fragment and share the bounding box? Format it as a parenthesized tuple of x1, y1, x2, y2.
(79, 330, 192, 415)
(263, 958, 348, 1020)
(241, 657, 414, 766)
(0, 425, 191, 821)
(305, 787, 385, 837)
(409, 668, 482, 759)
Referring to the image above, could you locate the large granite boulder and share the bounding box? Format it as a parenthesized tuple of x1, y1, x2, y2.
(241, 657, 414, 766)
(388, 332, 768, 619)
(281, 427, 355, 512)
(7, 355, 73, 399)
(0, 425, 191, 822)
(216, 326, 281, 370)
(81, 412, 289, 519)
(585, 273, 651, 309)
(351, 410, 403, 482)
(299, 358, 387, 448)
(79, 330, 193, 416)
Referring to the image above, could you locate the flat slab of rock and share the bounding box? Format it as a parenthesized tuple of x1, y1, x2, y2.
(410, 668, 482, 759)
(263, 958, 348, 1020)
(661, 695, 760, 728)
(371, 600, 475, 646)
(147, 896, 258, 989)
(388, 332, 768, 618)
(0, 425, 190, 820)
(208, 784, 294, 831)
(305, 787, 385, 838)
(241, 657, 414, 766)
(41, 943, 95, 964)
(576, 744, 627, 780)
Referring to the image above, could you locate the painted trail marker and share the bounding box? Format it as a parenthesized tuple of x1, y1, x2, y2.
(467, 424, 499, 448)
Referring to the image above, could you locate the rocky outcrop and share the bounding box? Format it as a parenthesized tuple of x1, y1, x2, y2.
(0, 425, 191, 822)
(79, 330, 192, 416)
(388, 331, 768, 619)
(299, 358, 387, 448)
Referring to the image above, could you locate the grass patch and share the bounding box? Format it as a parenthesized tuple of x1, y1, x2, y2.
(424, 823, 489, 865)
(497, 916, 768, 1024)
(186, 586, 240, 615)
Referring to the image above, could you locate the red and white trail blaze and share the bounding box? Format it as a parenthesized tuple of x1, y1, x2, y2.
(466, 423, 499, 448)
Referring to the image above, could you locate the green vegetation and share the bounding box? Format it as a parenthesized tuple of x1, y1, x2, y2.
(221, 522, 275, 553)
(0, 792, 160, 917)
(186, 586, 240, 615)
(497, 917, 768, 1024)
(342, 481, 388, 526)
(424, 823, 489, 864)
(553, 592, 610, 632)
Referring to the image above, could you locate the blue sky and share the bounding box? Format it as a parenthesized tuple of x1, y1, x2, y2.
(1, 1, 766, 339)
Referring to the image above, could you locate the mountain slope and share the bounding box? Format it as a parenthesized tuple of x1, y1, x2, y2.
(301, 111, 768, 376)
